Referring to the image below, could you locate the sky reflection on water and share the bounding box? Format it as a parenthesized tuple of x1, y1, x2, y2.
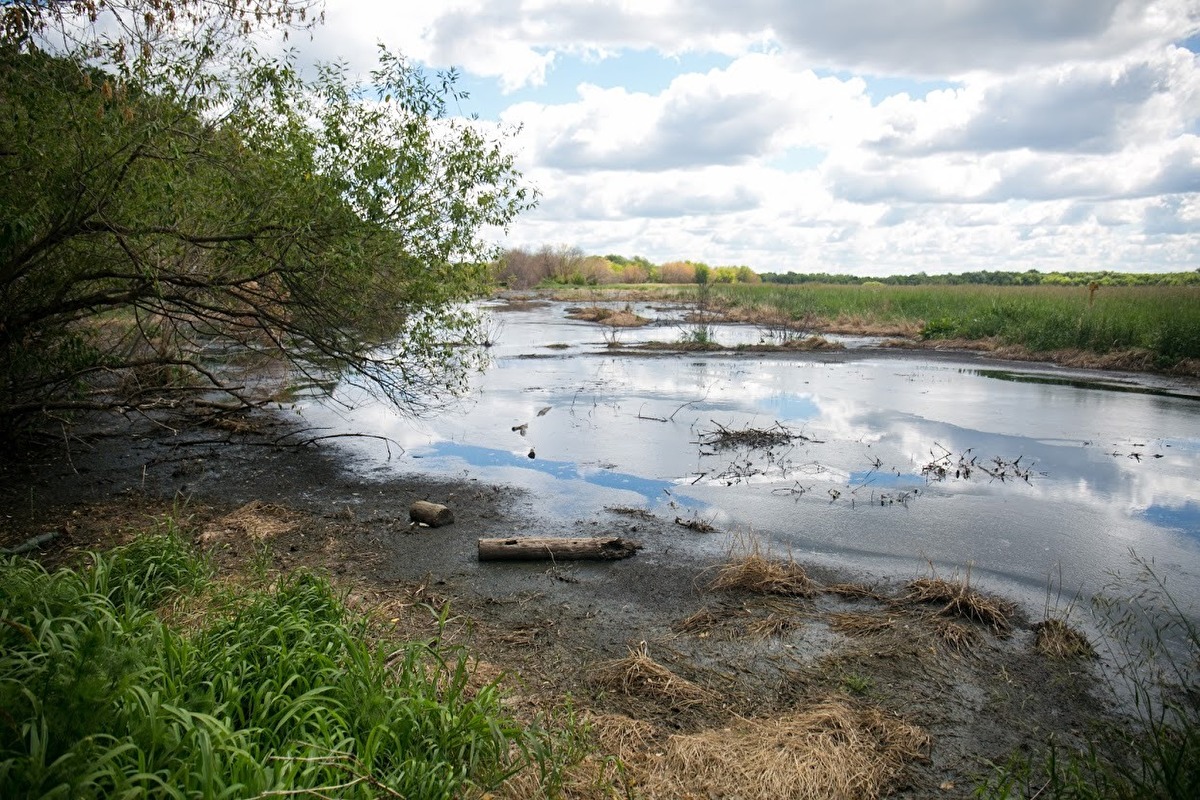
(303, 302, 1200, 609)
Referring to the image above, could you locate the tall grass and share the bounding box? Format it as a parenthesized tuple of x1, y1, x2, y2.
(709, 284, 1200, 364)
(0, 525, 581, 798)
(976, 555, 1199, 799)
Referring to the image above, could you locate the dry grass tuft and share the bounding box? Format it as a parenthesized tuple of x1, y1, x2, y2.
(932, 617, 982, 653)
(1033, 618, 1096, 659)
(824, 582, 883, 601)
(830, 612, 898, 636)
(591, 642, 716, 707)
(197, 500, 298, 546)
(643, 701, 930, 800)
(673, 608, 718, 635)
(748, 611, 800, 639)
(710, 552, 815, 597)
(904, 575, 1015, 633)
(585, 711, 662, 757)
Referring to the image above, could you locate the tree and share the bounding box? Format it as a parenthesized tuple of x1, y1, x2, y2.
(660, 261, 696, 284)
(0, 1, 534, 431)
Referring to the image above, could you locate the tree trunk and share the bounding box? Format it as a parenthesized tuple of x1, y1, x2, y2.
(477, 536, 642, 561)
(409, 501, 454, 527)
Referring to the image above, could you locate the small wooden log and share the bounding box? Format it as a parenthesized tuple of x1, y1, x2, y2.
(0, 530, 61, 555)
(409, 501, 455, 527)
(478, 536, 642, 562)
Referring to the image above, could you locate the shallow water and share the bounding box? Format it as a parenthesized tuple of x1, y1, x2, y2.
(300, 301, 1200, 610)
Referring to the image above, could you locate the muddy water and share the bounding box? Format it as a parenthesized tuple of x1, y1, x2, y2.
(300, 301, 1200, 611)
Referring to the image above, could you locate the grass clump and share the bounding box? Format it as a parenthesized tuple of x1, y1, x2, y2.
(1033, 617, 1096, 660)
(709, 538, 815, 597)
(591, 642, 716, 708)
(650, 701, 929, 799)
(0, 528, 581, 799)
(904, 573, 1015, 634)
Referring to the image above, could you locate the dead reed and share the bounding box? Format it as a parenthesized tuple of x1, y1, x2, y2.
(824, 582, 883, 601)
(1033, 618, 1096, 659)
(747, 611, 800, 639)
(590, 642, 716, 707)
(645, 701, 930, 799)
(904, 574, 1015, 634)
(709, 552, 815, 597)
(672, 608, 718, 635)
(830, 612, 898, 636)
(932, 617, 982, 653)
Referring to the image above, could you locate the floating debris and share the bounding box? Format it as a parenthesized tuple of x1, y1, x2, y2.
(920, 442, 1038, 484)
(697, 420, 815, 451)
(675, 516, 716, 533)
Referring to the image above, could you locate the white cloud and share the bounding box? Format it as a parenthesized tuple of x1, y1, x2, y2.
(501, 54, 872, 170)
(294, 1, 1200, 274)
(314, 0, 1199, 89)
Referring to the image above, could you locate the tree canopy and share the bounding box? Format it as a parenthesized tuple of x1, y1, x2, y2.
(0, 0, 533, 433)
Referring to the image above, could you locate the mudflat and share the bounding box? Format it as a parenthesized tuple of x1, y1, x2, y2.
(1, 410, 1127, 798)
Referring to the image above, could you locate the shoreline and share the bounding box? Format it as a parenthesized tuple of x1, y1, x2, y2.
(0, 408, 1161, 798)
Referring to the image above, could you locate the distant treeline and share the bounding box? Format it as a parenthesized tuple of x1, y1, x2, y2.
(757, 269, 1200, 287)
(497, 245, 1200, 289)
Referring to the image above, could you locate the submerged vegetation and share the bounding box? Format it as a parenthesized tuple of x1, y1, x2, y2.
(0, 525, 581, 798)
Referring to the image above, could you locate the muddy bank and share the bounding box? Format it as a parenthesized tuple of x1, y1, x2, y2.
(0, 412, 1126, 798)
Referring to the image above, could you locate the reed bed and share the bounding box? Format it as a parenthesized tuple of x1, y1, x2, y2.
(706, 284, 1200, 367)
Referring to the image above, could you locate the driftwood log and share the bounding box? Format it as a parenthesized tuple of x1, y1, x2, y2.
(0, 531, 61, 555)
(478, 536, 642, 562)
(409, 501, 455, 527)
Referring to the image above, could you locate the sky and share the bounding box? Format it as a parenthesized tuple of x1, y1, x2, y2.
(294, 0, 1200, 276)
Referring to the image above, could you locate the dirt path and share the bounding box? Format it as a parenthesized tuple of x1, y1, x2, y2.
(0, 412, 1118, 798)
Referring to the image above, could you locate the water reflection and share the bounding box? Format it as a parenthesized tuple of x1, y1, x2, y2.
(304, 301, 1200, 609)
(424, 441, 694, 508)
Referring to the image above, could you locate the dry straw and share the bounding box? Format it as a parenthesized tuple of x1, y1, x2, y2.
(830, 612, 898, 636)
(1033, 618, 1096, 659)
(645, 701, 930, 799)
(932, 617, 982, 653)
(823, 582, 883, 601)
(197, 500, 298, 545)
(709, 539, 815, 597)
(904, 573, 1015, 633)
(590, 642, 716, 707)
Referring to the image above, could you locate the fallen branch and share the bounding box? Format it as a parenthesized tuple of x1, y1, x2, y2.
(478, 536, 642, 561)
(0, 531, 61, 555)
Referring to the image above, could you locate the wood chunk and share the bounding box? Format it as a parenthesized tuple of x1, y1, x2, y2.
(409, 501, 455, 527)
(478, 536, 641, 561)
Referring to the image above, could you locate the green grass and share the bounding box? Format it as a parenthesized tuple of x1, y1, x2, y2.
(975, 556, 1199, 799)
(710, 283, 1200, 362)
(0, 522, 583, 799)
(553, 283, 1200, 367)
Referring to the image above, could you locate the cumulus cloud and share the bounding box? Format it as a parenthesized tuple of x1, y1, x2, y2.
(315, 0, 1199, 88)
(501, 54, 875, 171)
(870, 49, 1200, 156)
(295, 0, 1200, 274)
